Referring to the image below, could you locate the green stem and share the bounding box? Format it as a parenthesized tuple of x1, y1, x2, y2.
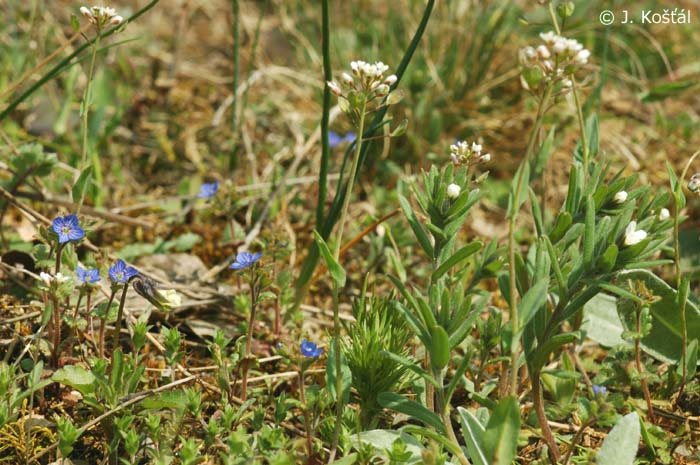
(327, 103, 366, 463)
(229, 0, 240, 173)
(675, 149, 700, 399)
(436, 373, 471, 465)
(111, 283, 130, 354)
(317, 0, 332, 226)
(532, 368, 561, 462)
(81, 33, 100, 171)
(508, 86, 552, 395)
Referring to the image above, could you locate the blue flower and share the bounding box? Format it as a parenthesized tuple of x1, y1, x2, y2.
(300, 339, 323, 358)
(109, 259, 139, 283)
(52, 214, 85, 244)
(344, 132, 356, 144)
(229, 251, 262, 270)
(198, 181, 219, 200)
(328, 131, 344, 148)
(76, 266, 100, 284)
(592, 385, 607, 397)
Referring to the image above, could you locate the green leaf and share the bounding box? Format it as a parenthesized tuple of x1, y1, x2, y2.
(313, 230, 345, 287)
(583, 195, 595, 270)
(329, 453, 359, 465)
(617, 269, 700, 364)
(597, 412, 641, 465)
(582, 293, 629, 348)
(52, 365, 96, 395)
(356, 430, 423, 464)
(72, 165, 94, 204)
(380, 351, 440, 388)
(640, 80, 695, 103)
(377, 392, 445, 433)
(429, 325, 450, 370)
(432, 241, 482, 281)
(326, 340, 352, 403)
(507, 162, 530, 218)
(457, 407, 488, 465)
(399, 194, 434, 258)
(482, 396, 520, 465)
(516, 279, 549, 336)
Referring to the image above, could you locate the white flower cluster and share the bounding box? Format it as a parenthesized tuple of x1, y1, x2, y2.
(519, 31, 590, 92)
(623, 221, 647, 247)
(450, 140, 491, 166)
(328, 60, 396, 99)
(39, 271, 70, 286)
(80, 5, 123, 27)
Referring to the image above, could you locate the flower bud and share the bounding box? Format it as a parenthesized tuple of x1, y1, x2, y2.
(447, 183, 461, 199)
(658, 208, 670, 220)
(341, 72, 353, 85)
(613, 191, 628, 204)
(327, 81, 342, 96)
(384, 74, 397, 85)
(688, 174, 700, 193)
(110, 15, 123, 25)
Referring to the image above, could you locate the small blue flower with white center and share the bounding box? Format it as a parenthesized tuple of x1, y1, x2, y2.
(76, 266, 100, 284)
(109, 259, 139, 283)
(52, 214, 85, 244)
(229, 251, 262, 271)
(198, 181, 219, 200)
(592, 385, 607, 397)
(300, 339, 323, 358)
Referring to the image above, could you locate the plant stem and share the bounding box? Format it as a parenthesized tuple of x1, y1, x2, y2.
(299, 366, 315, 463)
(110, 284, 130, 354)
(327, 103, 367, 464)
(435, 375, 471, 465)
(81, 33, 100, 172)
(317, 0, 332, 226)
(532, 368, 561, 463)
(229, 0, 240, 174)
(99, 289, 116, 358)
(507, 86, 552, 395)
(241, 273, 258, 401)
(675, 149, 700, 400)
(635, 304, 655, 422)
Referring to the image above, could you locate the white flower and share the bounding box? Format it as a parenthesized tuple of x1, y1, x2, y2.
(658, 208, 670, 220)
(552, 39, 566, 54)
(327, 81, 341, 95)
(536, 45, 551, 59)
(447, 183, 461, 199)
(39, 272, 53, 286)
(561, 78, 573, 88)
(375, 84, 390, 96)
(80, 5, 123, 27)
(480, 153, 491, 163)
(623, 221, 647, 246)
(341, 73, 353, 85)
(54, 272, 70, 283)
(384, 74, 397, 85)
(471, 142, 482, 153)
(575, 49, 590, 65)
(540, 31, 557, 44)
(613, 191, 628, 204)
